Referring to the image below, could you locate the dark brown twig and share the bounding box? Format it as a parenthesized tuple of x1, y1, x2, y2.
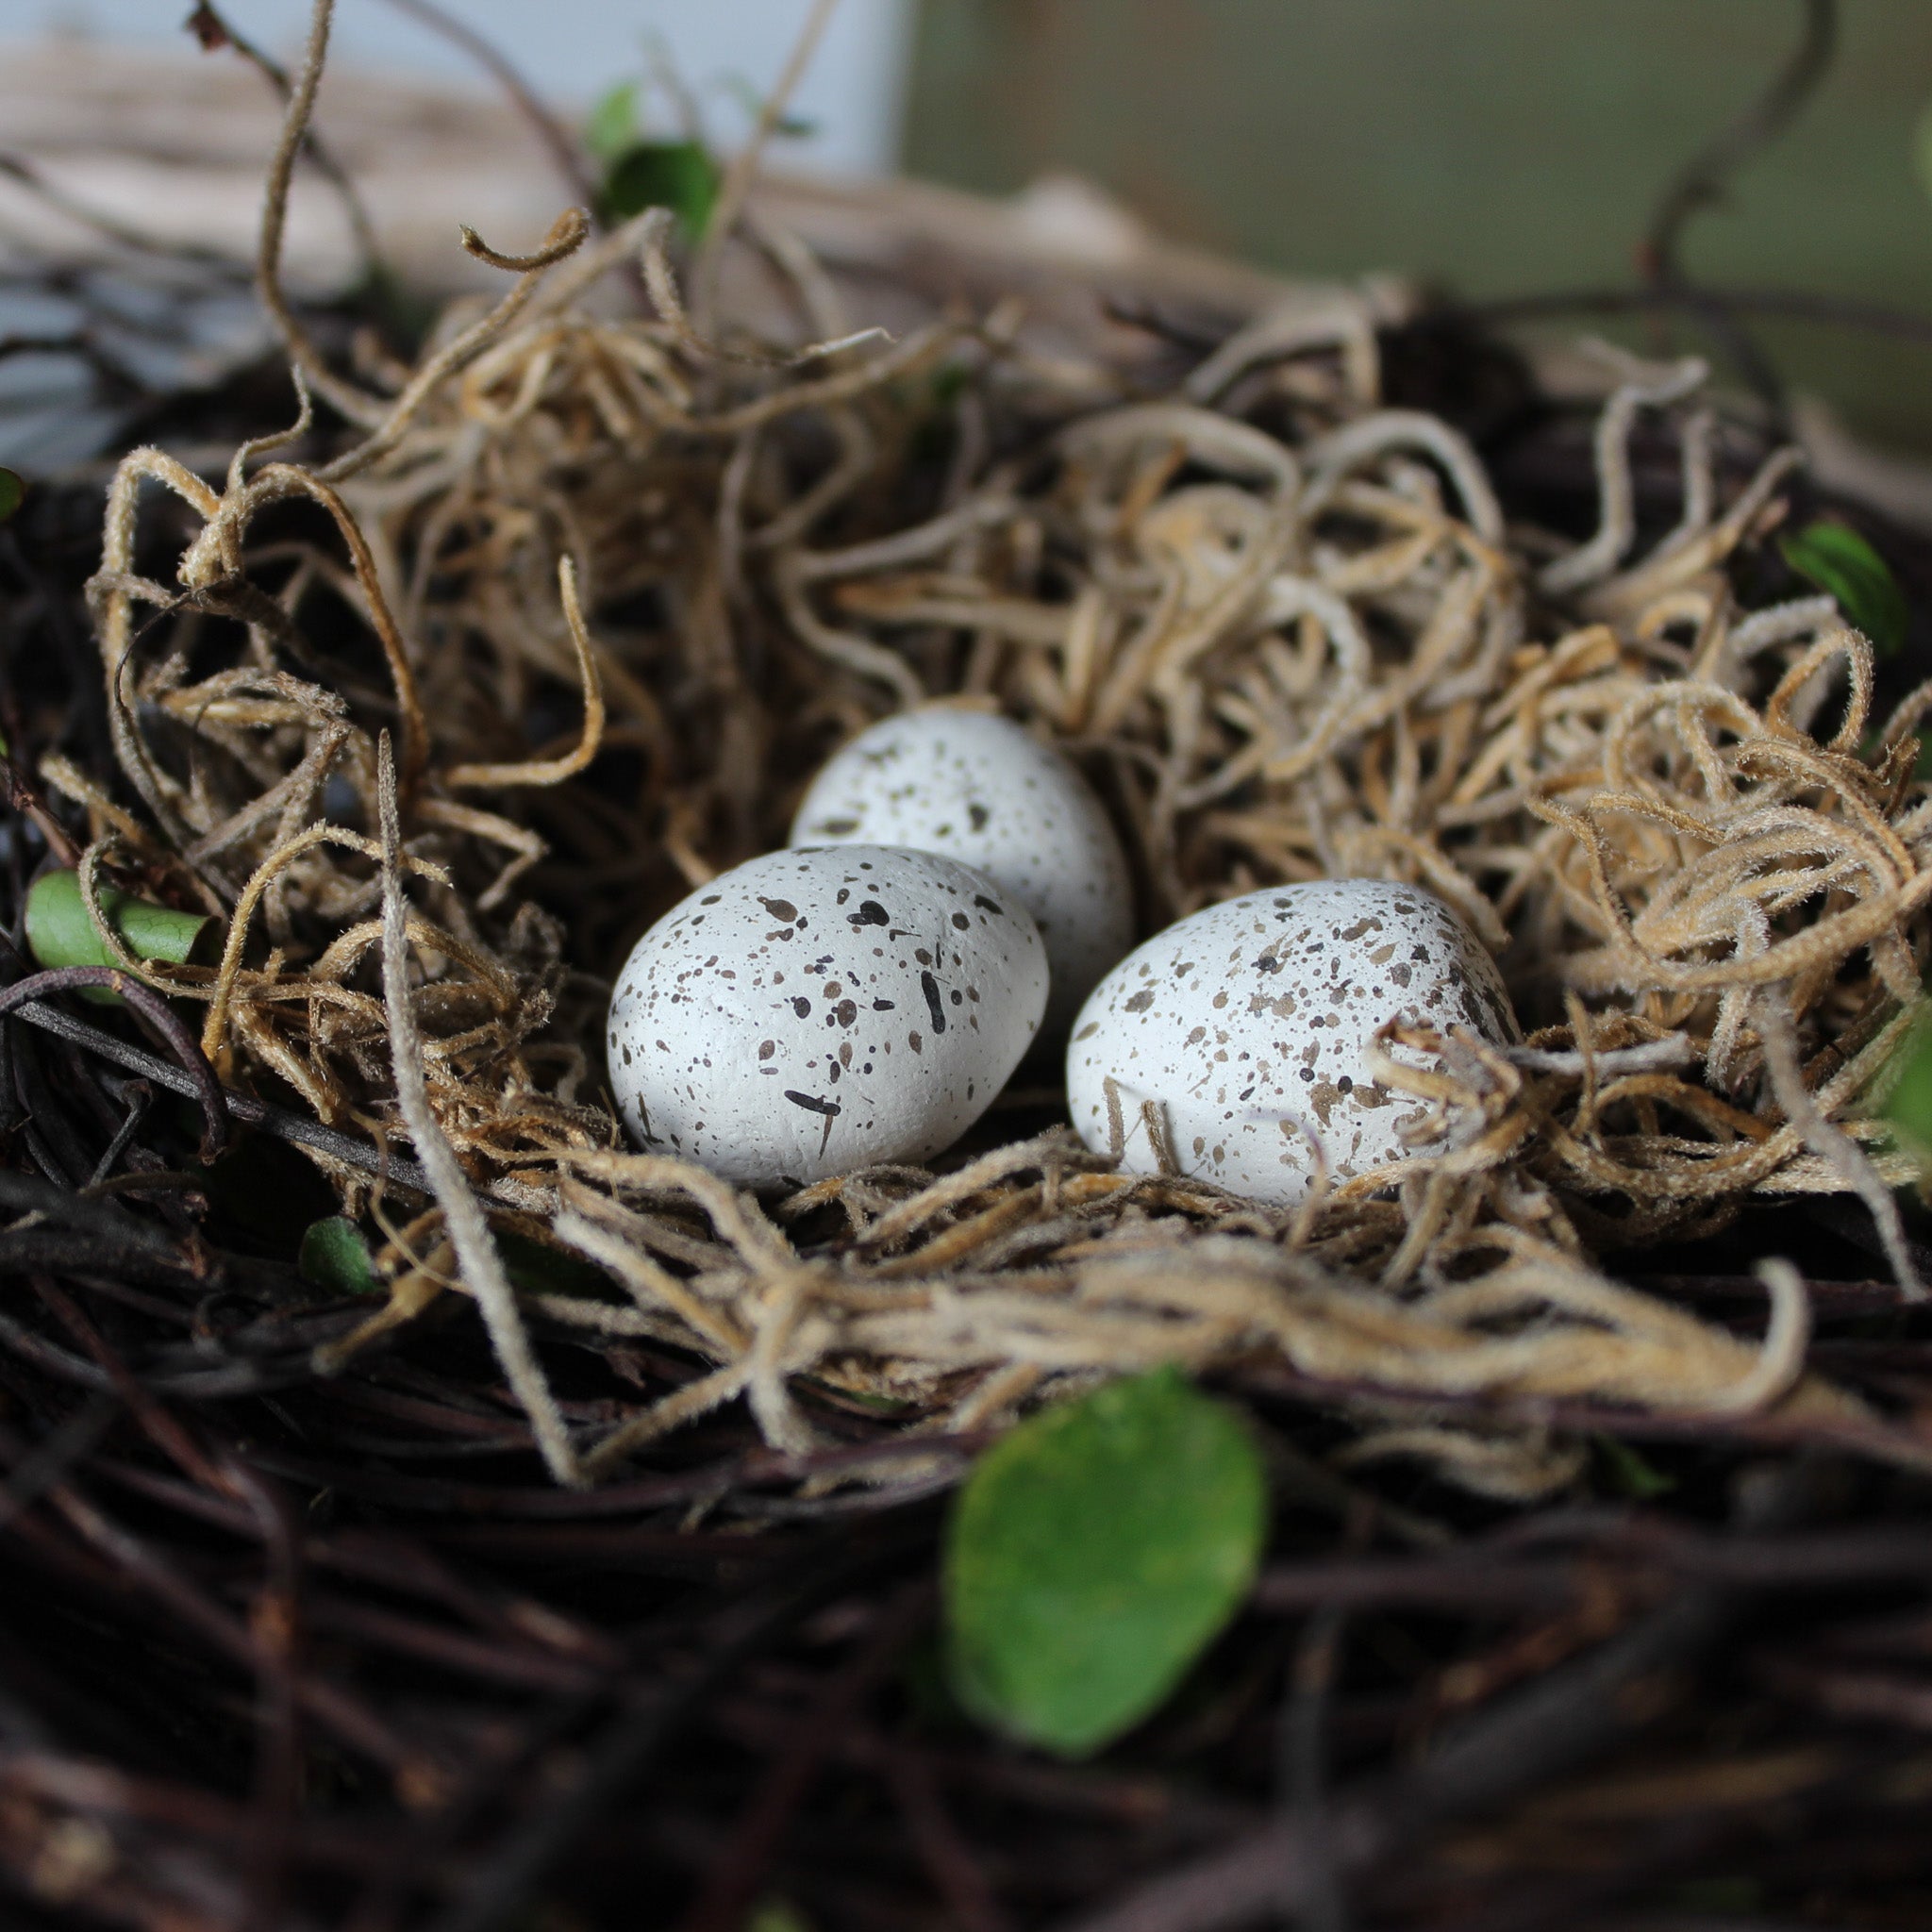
(1642, 0, 1839, 289)
(1, 755, 82, 866)
(679, 1578, 935, 1932)
(425, 1550, 899, 1932)
(1473, 282, 1932, 348)
(1278, 1607, 1349, 1932)
(0, 967, 227, 1164)
(889, 1741, 1015, 1932)
(1054, 1586, 1728, 1932)
(6, 994, 434, 1192)
(1639, 0, 1838, 420)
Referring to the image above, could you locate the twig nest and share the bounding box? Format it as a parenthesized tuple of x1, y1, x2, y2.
(1066, 879, 1520, 1207)
(789, 706, 1134, 1037)
(608, 845, 1047, 1185)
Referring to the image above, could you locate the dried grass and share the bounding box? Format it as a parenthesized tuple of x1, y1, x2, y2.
(64, 0, 1932, 1499)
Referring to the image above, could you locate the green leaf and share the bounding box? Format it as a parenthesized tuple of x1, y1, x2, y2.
(25, 868, 213, 1003)
(1780, 521, 1908, 658)
(0, 469, 23, 524)
(1887, 1023, 1932, 1148)
(599, 140, 721, 238)
(584, 80, 638, 164)
(745, 1902, 813, 1932)
(1592, 1433, 1674, 1500)
(943, 1366, 1267, 1757)
(299, 1216, 382, 1297)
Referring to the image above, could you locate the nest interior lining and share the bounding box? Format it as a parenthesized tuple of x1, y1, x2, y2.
(50, 0, 1932, 1499)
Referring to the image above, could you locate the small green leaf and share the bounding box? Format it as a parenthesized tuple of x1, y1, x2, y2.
(1592, 1433, 1675, 1500)
(1887, 1024, 1932, 1148)
(1780, 521, 1908, 658)
(599, 140, 721, 237)
(25, 868, 213, 1003)
(299, 1216, 382, 1296)
(943, 1366, 1267, 1757)
(584, 81, 638, 164)
(0, 469, 23, 524)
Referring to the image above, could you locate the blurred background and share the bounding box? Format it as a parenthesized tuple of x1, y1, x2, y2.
(23, 0, 918, 175)
(10, 1, 1932, 441)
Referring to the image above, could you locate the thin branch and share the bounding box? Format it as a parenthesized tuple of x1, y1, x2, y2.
(691, 0, 840, 329)
(0, 968, 227, 1164)
(255, 0, 388, 428)
(187, 1, 391, 294)
(6, 991, 434, 1194)
(1472, 282, 1932, 348)
(1643, 0, 1839, 287)
(371, 0, 600, 214)
(1638, 0, 1839, 420)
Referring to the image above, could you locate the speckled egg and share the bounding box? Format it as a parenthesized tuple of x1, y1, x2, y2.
(608, 845, 1048, 1186)
(1065, 879, 1520, 1207)
(789, 707, 1134, 1037)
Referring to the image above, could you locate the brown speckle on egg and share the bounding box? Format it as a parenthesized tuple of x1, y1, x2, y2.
(1065, 878, 1519, 1208)
(607, 846, 1046, 1185)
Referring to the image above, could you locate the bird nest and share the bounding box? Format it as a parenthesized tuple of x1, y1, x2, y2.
(44, 8, 1932, 1506)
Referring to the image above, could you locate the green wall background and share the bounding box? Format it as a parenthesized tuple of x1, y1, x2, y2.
(902, 0, 1932, 446)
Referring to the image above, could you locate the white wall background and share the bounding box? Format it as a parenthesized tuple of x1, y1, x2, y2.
(24, 0, 914, 176)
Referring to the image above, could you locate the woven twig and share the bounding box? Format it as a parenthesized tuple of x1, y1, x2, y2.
(65, 0, 1932, 1494)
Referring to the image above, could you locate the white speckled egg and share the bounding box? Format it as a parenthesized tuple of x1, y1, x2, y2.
(1065, 879, 1519, 1207)
(608, 845, 1047, 1186)
(789, 707, 1134, 1037)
